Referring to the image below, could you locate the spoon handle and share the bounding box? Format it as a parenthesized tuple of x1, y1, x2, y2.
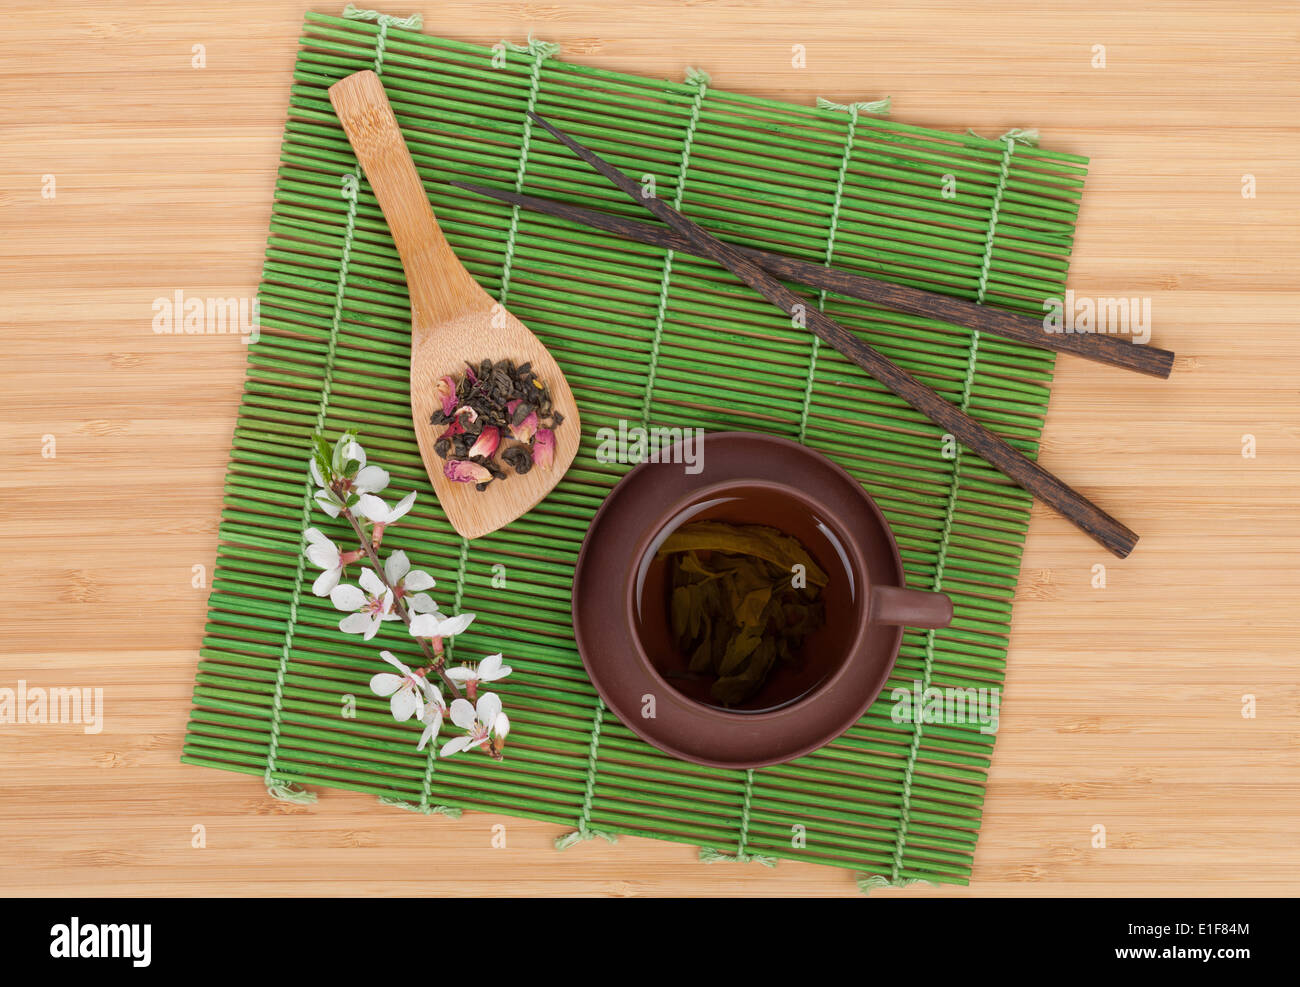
(329, 70, 480, 327)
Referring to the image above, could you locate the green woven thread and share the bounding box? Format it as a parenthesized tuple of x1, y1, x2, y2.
(554, 701, 617, 849)
(639, 67, 709, 425)
(975, 136, 1021, 303)
(262, 522, 317, 805)
(508, 40, 601, 844)
(559, 64, 709, 852)
(262, 172, 361, 805)
(699, 769, 778, 866)
(342, 3, 423, 74)
(497, 37, 559, 309)
(417, 750, 454, 815)
(403, 35, 553, 811)
(797, 98, 867, 444)
(884, 134, 1017, 884)
(412, 428, 474, 804)
(737, 767, 756, 858)
(262, 6, 410, 802)
(446, 537, 471, 662)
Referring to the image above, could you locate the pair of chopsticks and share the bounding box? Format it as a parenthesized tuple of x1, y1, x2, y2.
(458, 113, 1160, 557)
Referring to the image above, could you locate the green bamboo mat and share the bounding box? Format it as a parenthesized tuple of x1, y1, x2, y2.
(181, 7, 1088, 889)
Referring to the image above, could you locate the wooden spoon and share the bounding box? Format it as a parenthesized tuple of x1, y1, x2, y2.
(329, 70, 580, 539)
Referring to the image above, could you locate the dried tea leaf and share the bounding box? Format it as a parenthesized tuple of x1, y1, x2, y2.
(433, 357, 564, 490)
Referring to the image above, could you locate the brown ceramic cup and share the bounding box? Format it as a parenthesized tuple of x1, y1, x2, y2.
(572, 431, 953, 769)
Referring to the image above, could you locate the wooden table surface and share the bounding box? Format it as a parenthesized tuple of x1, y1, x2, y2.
(2, 0, 1296, 897)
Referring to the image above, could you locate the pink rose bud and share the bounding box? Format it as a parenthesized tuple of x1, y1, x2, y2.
(468, 426, 500, 458)
(532, 428, 556, 470)
(437, 375, 458, 417)
(510, 411, 539, 443)
(444, 459, 492, 483)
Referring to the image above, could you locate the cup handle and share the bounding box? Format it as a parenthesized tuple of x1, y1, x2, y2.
(870, 584, 953, 630)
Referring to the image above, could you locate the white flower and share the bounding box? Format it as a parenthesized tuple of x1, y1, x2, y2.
(369, 650, 436, 722)
(406, 594, 440, 615)
(445, 653, 513, 690)
(439, 692, 508, 757)
(382, 549, 439, 616)
(309, 438, 389, 518)
(358, 491, 417, 525)
(417, 690, 448, 751)
(384, 550, 435, 592)
(330, 568, 399, 640)
(312, 473, 345, 518)
(338, 439, 390, 493)
(408, 609, 475, 639)
(303, 528, 348, 596)
(354, 467, 390, 494)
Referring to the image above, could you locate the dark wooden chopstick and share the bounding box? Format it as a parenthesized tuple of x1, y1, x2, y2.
(448, 181, 1174, 379)
(525, 110, 1140, 558)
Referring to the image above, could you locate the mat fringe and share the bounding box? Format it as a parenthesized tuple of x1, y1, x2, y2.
(699, 846, 778, 867)
(379, 796, 462, 818)
(817, 95, 891, 116)
(342, 4, 422, 30)
(266, 781, 317, 804)
(856, 873, 938, 895)
(554, 828, 619, 851)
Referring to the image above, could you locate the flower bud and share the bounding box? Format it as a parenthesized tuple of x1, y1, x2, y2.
(532, 428, 556, 470)
(444, 459, 492, 483)
(468, 426, 500, 458)
(437, 375, 458, 417)
(509, 411, 538, 443)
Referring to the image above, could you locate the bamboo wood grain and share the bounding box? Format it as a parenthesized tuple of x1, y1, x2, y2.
(328, 70, 580, 539)
(525, 111, 1140, 557)
(2, 0, 1297, 899)
(449, 182, 1176, 378)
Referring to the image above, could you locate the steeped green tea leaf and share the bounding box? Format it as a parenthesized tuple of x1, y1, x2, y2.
(657, 521, 830, 586)
(659, 521, 827, 706)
